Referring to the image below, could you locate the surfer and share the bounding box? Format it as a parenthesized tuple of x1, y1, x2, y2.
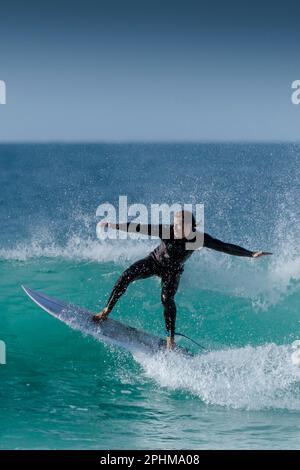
(93, 211, 271, 350)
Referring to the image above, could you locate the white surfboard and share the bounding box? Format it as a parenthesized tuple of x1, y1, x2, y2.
(21, 286, 192, 356)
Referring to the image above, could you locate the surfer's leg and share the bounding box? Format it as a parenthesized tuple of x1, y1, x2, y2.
(104, 256, 157, 313)
(161, 271, 181, 344)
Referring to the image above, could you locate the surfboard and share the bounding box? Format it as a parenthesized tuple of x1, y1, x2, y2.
(21, 286, 192, 356)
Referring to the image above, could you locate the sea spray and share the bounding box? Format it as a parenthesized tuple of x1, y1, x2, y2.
(134, 342, 300, 411)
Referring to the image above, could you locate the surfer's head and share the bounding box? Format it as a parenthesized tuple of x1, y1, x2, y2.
(174, 210, 196, 239)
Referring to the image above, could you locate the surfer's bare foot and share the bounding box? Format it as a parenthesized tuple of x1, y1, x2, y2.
(166, 336, 175, 350)
(93, 307, 110, 322)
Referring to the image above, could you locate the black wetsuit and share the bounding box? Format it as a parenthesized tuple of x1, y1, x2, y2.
(105, 224, 254, 336)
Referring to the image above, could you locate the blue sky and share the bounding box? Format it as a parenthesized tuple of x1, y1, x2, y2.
(0, 0, 300, 141)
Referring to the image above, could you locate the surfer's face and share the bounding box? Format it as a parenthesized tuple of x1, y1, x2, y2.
(174, 213, 193, 239)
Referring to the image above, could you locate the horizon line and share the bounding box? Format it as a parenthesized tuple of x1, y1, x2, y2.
(0, 139, 300, 145)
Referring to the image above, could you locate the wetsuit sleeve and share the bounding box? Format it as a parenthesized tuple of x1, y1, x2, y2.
(115, 223, 173, 238)
(204, 233, 254, 257)
(114, 222, 152, 235)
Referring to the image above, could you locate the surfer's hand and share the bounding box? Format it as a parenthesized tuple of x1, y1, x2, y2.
(93, 307, 110, 322)
(252, 251, 273, 258)
(166, 336, 175, 350)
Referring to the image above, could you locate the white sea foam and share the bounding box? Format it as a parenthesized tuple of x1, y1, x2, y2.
(134, 341, 300, 411)
(0, 235, 151, 263)
(1, 228, 299, 307)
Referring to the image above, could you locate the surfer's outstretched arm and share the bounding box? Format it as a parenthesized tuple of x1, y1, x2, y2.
(100, 222, 169, 238)
(203, 233, 272, 257)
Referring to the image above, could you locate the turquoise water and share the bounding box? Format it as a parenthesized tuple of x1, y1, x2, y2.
(1, 143, 300, 449)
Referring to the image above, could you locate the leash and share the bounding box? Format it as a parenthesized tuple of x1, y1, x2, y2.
(175, 332, 207, 351)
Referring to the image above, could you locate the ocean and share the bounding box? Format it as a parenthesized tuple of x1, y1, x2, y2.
(0, 143, 299, 449)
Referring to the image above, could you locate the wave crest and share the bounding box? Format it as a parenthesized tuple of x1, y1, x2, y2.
(135, 341, 300, 410)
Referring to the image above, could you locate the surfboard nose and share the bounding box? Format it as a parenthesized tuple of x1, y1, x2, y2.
(21, 285, 30, 295)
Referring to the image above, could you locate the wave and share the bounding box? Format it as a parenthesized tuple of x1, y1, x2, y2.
(135, 341, 300, 411)
(0, 234, 151, 263)
(1, 230, 299, 308)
